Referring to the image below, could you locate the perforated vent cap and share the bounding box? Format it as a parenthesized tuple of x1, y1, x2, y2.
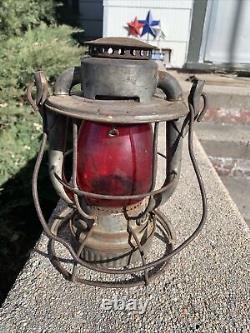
(85, 37, 157, 60)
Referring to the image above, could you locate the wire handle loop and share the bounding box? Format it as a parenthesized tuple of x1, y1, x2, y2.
(188, 79, 208, 122)
(27, 71, 49, 114)
(31, 78, 208, 287)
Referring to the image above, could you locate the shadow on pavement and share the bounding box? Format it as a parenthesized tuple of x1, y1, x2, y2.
(0, 155, 57, 305)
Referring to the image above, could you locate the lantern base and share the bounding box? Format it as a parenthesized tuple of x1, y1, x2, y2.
(70, 201, 155, 268)
(48, 207, 175, 288)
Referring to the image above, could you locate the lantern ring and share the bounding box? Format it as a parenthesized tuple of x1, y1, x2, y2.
(53, 165, 178, 201)
(49, 211, 171, 288)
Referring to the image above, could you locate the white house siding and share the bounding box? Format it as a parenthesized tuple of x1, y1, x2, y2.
(103, 0, 194, 68)
(201, 0, 250, 65)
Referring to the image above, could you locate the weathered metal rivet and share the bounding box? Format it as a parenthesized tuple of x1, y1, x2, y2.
(108, 128, 119, 137)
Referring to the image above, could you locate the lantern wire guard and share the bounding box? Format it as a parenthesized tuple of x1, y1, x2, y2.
(28, 38, 208, 287)
(30, 100, 207, 288)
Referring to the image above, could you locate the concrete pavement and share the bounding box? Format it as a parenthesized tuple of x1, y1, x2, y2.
(0, 135, 249, 333)
(168, 69, 250, 227)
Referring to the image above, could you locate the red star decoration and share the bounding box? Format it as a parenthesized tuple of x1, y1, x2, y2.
(127, 17, 144, 36)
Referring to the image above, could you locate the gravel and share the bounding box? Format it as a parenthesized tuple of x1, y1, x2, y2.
(0, 135, 249, 333)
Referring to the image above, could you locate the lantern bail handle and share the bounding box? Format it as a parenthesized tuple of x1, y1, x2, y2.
(27, 69, 77, 206)
(154, 74, 207, 209)
(27, 71, 49, 114)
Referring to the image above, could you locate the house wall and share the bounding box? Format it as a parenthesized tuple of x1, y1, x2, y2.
(201, 0, 250, 65)
(79, 0, 103, 40)
(103, 0, 194, 68)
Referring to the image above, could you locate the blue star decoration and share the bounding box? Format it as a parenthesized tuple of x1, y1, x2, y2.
(139, 11, 160, 38)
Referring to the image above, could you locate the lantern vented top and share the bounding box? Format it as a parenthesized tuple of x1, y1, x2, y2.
(85, 37, 157, 60)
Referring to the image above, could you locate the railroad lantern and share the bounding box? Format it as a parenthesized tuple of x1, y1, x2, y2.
(28, 38, 207, 287)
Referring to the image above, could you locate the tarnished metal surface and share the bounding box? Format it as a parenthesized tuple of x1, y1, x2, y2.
(49, 208, 174, 287)
(69, 201, 155, 268)
(86, 37, 156, 49)
(27, 39, 208, 286)
(188, 79, 208, 122)
(45, 95, 188, 123)
(54, 66, 81, 96)
(27, 71, 48, 113)
(81, 57, 157, 103)
(47, 112, 72, 205)
(153, 72, 185, 208)
(78, 218, 155, 268)
(86, 37, 156, 60)
(31, 98, 207, 287)
(158, 71, 183, 101)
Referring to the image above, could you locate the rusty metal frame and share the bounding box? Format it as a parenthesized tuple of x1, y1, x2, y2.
(45, 95, 188, 123)
(31, 101, 208, 287)
(27, 50, 208, 286)
(48, 209, 172, 287)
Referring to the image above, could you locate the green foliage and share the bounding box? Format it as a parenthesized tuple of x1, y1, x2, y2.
(0, 23, 84, 103)
(0, 0, 56, 40)
(0, 103, 41, 185)
(0, 102, 56, 304)
(0, 0, 86, 301)
(0, 21, 85, 302)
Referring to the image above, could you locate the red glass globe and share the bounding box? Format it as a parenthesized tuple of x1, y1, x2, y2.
(77, 121, 153, 207)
